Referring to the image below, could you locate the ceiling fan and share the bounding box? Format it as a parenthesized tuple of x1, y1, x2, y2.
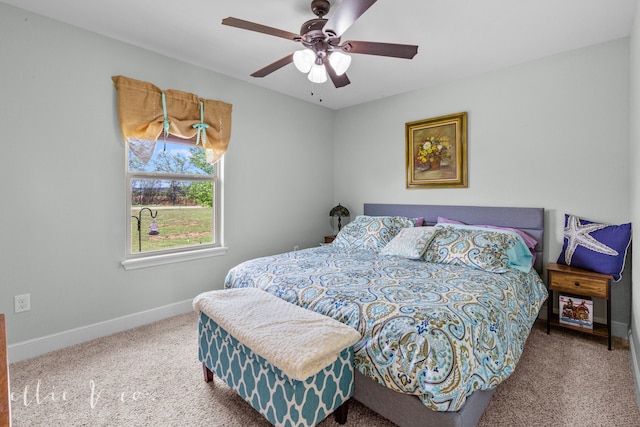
(221, 0, 418, 88)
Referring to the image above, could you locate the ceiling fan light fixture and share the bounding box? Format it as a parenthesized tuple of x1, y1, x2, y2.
(308, 63, 327, 83)
(293, 49, 315, 73)
(328, 51, 351, 76)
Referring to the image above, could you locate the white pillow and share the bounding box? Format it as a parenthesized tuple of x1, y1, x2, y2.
(380, 227, 439, 259)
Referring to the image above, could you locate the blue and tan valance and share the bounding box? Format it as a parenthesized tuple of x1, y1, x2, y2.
(112, 75, 232, 164)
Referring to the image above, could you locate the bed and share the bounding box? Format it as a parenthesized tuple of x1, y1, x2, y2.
(222, 203, 548, 427)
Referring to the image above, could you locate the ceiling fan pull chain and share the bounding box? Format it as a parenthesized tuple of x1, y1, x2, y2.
(192, 100, 209, 146)
(310, 80, 323, 103)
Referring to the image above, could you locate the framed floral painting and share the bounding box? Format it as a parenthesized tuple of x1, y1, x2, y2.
(406, 112, 467, 188)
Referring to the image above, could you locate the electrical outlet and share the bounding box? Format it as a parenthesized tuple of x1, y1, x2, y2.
(15, 294, 31, 313)
(293, 245, 300, 251)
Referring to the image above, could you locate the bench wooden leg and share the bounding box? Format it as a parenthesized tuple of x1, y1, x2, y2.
(203, 364, 214, 383)
(334, 400, 349, 424)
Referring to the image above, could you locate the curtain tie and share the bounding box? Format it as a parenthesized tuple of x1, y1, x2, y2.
(192, 101, 209, 146)
(161, 92, 170, 138)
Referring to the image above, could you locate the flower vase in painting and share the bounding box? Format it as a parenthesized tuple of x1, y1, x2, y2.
(415, 136, 450, 171)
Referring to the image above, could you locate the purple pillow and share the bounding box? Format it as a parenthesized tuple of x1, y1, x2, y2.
(411, 217, 425, 227)
(557, 214, 631, 281)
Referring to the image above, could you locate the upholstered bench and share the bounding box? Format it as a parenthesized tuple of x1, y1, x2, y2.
(193, 288, 361, 427)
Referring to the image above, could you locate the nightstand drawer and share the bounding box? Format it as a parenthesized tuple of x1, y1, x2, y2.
(549, 272, 608, 299)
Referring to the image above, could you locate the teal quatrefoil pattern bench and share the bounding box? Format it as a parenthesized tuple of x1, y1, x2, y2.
(198, 312, 354, 427)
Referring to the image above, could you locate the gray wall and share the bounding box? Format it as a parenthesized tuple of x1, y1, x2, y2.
(630, 0, 640, 391)
(333, 38, 632, 335)
(0, 3, 335, 345)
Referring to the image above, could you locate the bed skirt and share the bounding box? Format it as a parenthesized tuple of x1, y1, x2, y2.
(353, 371, 495, 427)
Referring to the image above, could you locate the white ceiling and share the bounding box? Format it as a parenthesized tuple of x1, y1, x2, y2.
(3, 0, 637, 110)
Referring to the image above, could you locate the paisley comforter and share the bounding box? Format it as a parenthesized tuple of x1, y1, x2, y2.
(224, 245, 548, 411)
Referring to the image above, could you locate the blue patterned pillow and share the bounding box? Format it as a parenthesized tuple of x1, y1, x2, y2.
(380, 226, 439, 259)
(557, 214, 631, 281)
(332, 215, 414, 252)
(424, 226, 532, 273)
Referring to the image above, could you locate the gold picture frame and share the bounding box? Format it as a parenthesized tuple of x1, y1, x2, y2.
(406, 112, 468, 188)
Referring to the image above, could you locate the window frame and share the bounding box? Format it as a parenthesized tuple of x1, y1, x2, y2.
(121, 137, 226, 270)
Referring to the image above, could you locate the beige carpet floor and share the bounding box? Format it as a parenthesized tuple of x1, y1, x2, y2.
(8, 312, 640, 427)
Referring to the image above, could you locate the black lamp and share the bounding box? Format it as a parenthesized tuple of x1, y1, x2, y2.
(329, 203, 350, 231)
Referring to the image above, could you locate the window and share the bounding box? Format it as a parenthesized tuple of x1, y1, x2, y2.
(123, 136, 223, 268)
(112, 75, 232, 269)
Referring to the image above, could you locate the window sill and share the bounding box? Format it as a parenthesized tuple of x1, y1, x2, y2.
(121, 246, 228, 270)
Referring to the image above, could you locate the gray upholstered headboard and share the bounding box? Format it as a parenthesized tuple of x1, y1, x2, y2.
(363, 203, 545, 274)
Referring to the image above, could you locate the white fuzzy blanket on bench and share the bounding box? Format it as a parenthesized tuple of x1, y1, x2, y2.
(193, 288, 361, 381)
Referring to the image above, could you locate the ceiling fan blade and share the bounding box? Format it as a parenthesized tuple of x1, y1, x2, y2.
(323, 0, 377, 38)
(250, 53, 294, 78)
(222, 17, 300, 41)
(341, 40, 418, 59)
(326, 62, 351, 88)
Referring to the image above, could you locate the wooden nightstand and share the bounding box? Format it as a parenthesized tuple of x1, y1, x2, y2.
(546, 262, 613, 350)
(324, 235, 336, 244)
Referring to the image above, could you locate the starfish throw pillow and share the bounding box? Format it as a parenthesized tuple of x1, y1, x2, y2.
(557, 214, 631, 281)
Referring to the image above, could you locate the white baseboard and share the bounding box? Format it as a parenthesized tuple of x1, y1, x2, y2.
(7, 299, 194, 363)
(543, 309, 628, 339)
(630, 331, 640, 410)
(610, 319, 629, 339)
